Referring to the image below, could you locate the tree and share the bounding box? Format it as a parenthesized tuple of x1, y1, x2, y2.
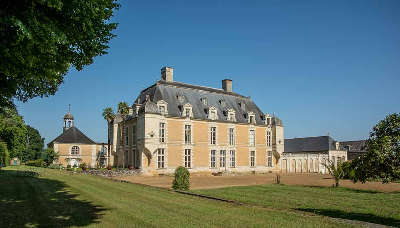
(117, 102, 129, 168)
(0, 106, 27, 160)
(0, 0, 120, 106)
(172, 166, 190, 190)
(323, 160, 344, 187)
(0, 141, 10, 167)
(352, 113, 400, 183)
(102, 107, 115, 167)
(24, 125, 44, 161)
(43, 148, 58, 166)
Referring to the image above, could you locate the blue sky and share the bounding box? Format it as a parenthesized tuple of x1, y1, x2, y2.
(15, 0, 400, 145)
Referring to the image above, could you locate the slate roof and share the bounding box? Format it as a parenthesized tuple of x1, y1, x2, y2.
(133, 80, 282, 126)
(284, 136, 338, 153)
(48, 127, 96, 145)
(339, 140, 367, 152)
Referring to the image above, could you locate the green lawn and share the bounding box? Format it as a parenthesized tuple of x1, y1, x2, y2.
(0, 166, 353, 228)
(193, 184, 400, 227)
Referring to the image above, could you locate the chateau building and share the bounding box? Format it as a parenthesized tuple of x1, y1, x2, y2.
(112, 67, 284, 175)
(340, 140, 367, 160)
(282, 136, 347, 174)
(48, 111, 112, 167)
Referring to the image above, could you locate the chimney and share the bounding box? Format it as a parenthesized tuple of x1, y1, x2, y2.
(222, 79, 232, 92)
(161, 66, 173, 82)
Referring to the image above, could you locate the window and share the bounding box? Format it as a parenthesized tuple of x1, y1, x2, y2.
(185, 108, 191, 117)
(159, 123, 165, 143)
(125, 127, 129, 145)
(220, 150, 226, 168)
(201, 98, 207, 105)
(250, 116, 255, 124)
(132, 125, 136, 145)
(71, 146, 80, 155)
(229, 128, 235, 146)
(228, 112, 235, 122)
(266, 130, 271, 147)
(159, 105, 166, 115)
(265, 114, 272, 125)
(210, 127, 216, 145)
(267, 151, 272, 167)
(210, 150, 216, 168)
(185, 125, 191, 144)
(250, 151, 255, 167)
(249, 130, 255, 146)
(209, 111, 217, 120)
(157, 149, 165, 169)
(184, 149, 191, 168)
(230, 150, 235, 168)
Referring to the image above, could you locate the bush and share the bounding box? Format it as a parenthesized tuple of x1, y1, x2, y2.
(79, 163, 87, 169)
(67, 164, 71, 169)
(0, 142, 10, 167)
(48, 164, 62, 169)
(25, 159, 46, 167)
(172, 166, 190, 190)
(341, 161, 355, 180)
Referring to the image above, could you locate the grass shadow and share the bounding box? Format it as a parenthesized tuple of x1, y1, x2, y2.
(299, 185, 380, 194)
(0, 169, 107, 228)
(297, 208, 400, 227)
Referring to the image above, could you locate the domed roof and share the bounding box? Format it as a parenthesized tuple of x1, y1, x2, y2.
(64, 112, 74, 120)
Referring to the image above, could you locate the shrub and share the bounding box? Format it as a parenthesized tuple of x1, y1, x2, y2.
(341, 161, 355, 180)
(48, 164, 62, 169)
(79, 163, 87, 169)
(172, 166, 190, 190)
(67, 164, 71, 169)
(25, 159, 46, 167)
(0, 142, 10, 167)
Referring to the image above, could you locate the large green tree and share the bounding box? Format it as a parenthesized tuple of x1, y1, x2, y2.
(24, 125, 45, 161)
(0, 107, 27, 160)
(352, 113, 400, 183)
(0, 0, 120, 106)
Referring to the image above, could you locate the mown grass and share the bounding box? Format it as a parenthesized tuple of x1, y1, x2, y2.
(0, 166, 354, 228)
(193, 184, 400, 227)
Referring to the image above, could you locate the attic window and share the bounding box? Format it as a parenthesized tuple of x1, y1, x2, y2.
(219, 99, 226, 107)
(208, 106, 218, 120)
(182, 103, 193, 118)
(248, 112, 255, 124)
(227, 109, 236, 122)
(200, 98, 207, 105)
(177, 94, 185, 103)
(157, 100, 168, 116)
(238, 102, 245, 111)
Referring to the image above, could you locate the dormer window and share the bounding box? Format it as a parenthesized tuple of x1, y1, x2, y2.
(238, 102, 246, 111)
(157, 100, 168, 116)
(177, 94, 185, 103)
(227, 109, 236, 122)
(264, 114, 272, 126)
(200, 97, 208, 105)
(219, 99, 226, 107)
(208, 106, 218, 120)
(182, 103, 193, 118)
(248, 112, 255, 124)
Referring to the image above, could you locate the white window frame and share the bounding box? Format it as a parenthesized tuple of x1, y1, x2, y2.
(266, 130, 271, 147)
(229, 128, 235, 146)
(265, 114, 272, 126)
(210, 127, 217, 145)
(229, 150, 235, 168)
(184, 124, 192, 144)
(182, 103, 193, 118)
(157, 148, 165, 169)
(227, 109, 236, 122)
(210, 150, 216, 168)
(157, 100, 168, 116)
(250, 150, 255, 167)
(267, 151, 272, 167)
(159, 122, 166, 143)
(248, 111, 255, 124)
(184, 149, 191, 168)
(249, 129, 255, 147)
(220, 150, 226, 168)
(71, 146, 80, 155)
(208, 106, 218, 120)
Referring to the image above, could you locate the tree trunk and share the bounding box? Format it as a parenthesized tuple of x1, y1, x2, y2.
(107, 121, 111, 167)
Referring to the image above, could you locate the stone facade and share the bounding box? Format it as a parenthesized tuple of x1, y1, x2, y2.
(113, 67, 284, 175)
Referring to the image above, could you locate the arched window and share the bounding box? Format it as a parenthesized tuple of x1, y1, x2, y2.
(71, 146, 80, 155)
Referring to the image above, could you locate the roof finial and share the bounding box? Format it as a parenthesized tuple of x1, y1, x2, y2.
(68, 104, 71, 113)
(327, 132, 330, 136)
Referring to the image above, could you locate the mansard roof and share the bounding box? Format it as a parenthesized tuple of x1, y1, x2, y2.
(133, 80, 280, 126)
(284, 136, 338, 153)
(48, 127, 96, 146)
(339, 140, 367, 152)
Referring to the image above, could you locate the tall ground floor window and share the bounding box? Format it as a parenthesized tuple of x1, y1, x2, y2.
(267, 151, 272, 167)
(210, 150, 216, 168)
(157, 148, 165, 169)
(184, 149, 191, 168)
(250, 151, 255, 167)
(220, 150, 226, 168)
(229, 150, 235, 168)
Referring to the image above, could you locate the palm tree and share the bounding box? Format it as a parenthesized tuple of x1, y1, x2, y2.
(118, 102, 129, 168)
(102, 107, 115, 167)
(323, 159, 344, 187)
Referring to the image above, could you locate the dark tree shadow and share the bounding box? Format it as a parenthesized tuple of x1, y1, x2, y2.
(297, 208, 400, 227)
(0, 169, 107, 228)
(299, 185, 380, 194)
